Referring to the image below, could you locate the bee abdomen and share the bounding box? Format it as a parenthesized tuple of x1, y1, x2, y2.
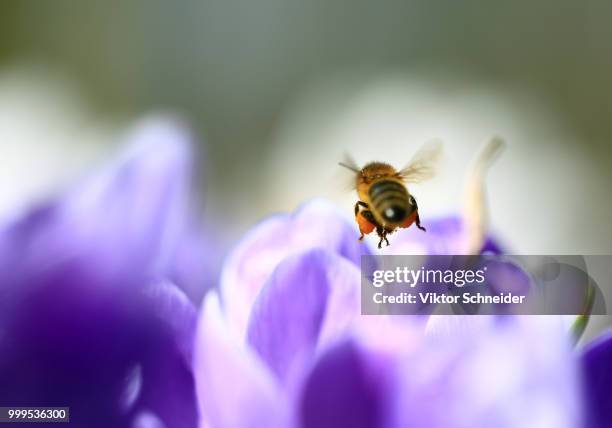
(368, 180, 411, 223)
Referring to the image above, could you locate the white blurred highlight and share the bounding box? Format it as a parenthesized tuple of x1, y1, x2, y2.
(463, 137, 505, 254)
(0, 67, 117, 219)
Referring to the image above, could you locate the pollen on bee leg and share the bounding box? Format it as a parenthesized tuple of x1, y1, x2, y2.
(356, 212, 376, 237)
(400, 211, 417, 229)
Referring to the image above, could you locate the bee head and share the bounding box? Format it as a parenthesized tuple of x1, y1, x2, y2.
(358, 162, 397, 184)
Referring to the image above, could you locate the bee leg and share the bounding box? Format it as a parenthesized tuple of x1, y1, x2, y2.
(354, 201, 369, 215)
(380, 228, 391, 246)
(376, 226, 385, 249)
(415, 212, 426, 232)
(409, 196, 426, 232)
(355, 201, 369, 215)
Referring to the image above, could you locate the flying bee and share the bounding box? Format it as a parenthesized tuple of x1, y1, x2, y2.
(339, 141, 442, 248)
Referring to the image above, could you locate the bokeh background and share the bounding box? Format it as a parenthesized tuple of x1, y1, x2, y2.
(1, 1, 611, 336)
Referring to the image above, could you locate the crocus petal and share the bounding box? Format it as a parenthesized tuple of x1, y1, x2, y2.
(0, 117, 213, 301)
(246, 249, 361, 384)
(0, 261, 198, 428)
(394, 316, 582, 428)
(221, 199, 369, 336)
(582, 330, 612, 428)
(169, 225, 221, 305)
(144, 280, 198, 365)
(299, 340, 395, 428)
(484, 259, 531, 297)
(129, 317, 199, 428)
(62, 117, 197, 277)
(194, 293, 288, 428)
(0, 118, 204, 427)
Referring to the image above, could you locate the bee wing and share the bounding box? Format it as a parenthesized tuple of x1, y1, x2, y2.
(397, 140, 443, 183)
(338, 152, 360, 190)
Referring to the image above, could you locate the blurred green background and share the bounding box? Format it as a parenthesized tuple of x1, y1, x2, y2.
(2, 1, 611, 146)
(1, 0, 611, 249)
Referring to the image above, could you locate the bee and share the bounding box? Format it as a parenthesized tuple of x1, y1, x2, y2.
(339, 141, 442, 248)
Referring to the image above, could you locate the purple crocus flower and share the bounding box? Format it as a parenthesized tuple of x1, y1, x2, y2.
(194, 200, 583, 428)
(0, 118, 211, 428)
(581, 331, 612, 428)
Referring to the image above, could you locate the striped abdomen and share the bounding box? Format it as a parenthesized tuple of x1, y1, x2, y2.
(368, 179, 412, 224)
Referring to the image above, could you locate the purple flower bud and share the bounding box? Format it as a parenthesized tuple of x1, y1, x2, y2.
(195, 200, 583, 428)
(0, 117, 213, 428)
